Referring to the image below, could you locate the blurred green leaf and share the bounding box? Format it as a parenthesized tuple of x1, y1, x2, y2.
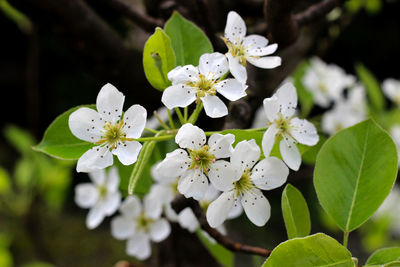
(164, 11, 213, 66)
(292, 61, 314, 117)
(196, 229, 234, 267)
(0, 248, 12, 267)
(356, 63, 385, 111)
(0, 168, 11, 194)
(314, 119, 398, 232)
(281, 184, 311, 239)
(302, 134, 327, 165)
(4, 125, 35, 155)
(143, 27, 176, 91)
(365, 0, 382, 14)
(262, 233, 354, 267)
(34, 105, 95, 160)
(0, 0, 31, 34)
(14, 158, 35, 190)
(366, 247, 400, 265)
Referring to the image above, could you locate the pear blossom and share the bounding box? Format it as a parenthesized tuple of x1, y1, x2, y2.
(156, 123, 236, 200)
(69, 83, 147, 172)
(303, 57, 355, 107)
(373, 186, 400, 236)
(74, 167, 121, 229)
(206, 140, 289, 227)
(383, 78, 400, 105)
(261, 83, 319, 170)
(223, 11, 281, 83)
(161, 52, 247, 118)
(111, 195, 171, 260)
(322, 84, 367, 135)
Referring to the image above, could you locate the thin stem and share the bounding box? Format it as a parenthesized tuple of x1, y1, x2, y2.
(134, 135, 175, 142)
(343, 231, 349, 248)
(144, 127, 158, 134)
(153, 110, 170, 130)
(188, 102, 203, 124)
(184, 107, 188, 122)
(175, 108, 185, 125)
(167, 109, 175, 129)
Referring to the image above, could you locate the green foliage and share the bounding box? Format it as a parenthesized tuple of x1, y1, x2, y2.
(292, 61, 314, 117)
(366, 247, 400, 266)
(34, 105, 95, 160)
(281, 184, 311, 239)
(262, 233, 354, 267)
(302, 134, 327, 165)
(0, 168, 11, 194)
(4, 124, 35, 154)
(0, 0, 32, 34)
(356, 63, 385, 111)
(165, 11, 213, 66)
(220, 129, 264, 157)
(346, 0, 382, 15)
(196, 229, 234, 267)
(314, 119, 398, 232)
(143, 27, 176, 91)
(0, 248, 12, 267)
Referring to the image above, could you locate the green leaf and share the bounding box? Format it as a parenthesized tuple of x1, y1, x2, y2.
(355, 63, 384, 111)
(143, 27, 176, 91)
(164, 11, 213, 66)
(281, 184, 311, 239)
(4, 125, 35, 154)
(314, 119, 398, 232)
(0, 168, 11, 194)
(366, 247, 400, 265)
(302, 134, 328, 165)
(196, 229, 234, 267)
(262, 233, 354, 267)
(220, 129, 264, 157)
(0, 248, 12, 267)
(34, 105, 95, 160)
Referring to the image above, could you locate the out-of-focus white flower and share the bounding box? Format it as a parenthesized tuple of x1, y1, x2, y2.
(161, 53, 247, 118)
(75, 167, 121, 229)
(206, 140, 288, 228)
(69, 83, 146, 172)
(383, 78, 400, 105)
(303, 57, 355, 107)
(373, 186, 400, 236)
(111, 196, 171, 260)
(223, 11, 281, 83)
(156, 123, 236, 200)
(145, 107, 174, 130)
(322, 84, 367, 135)
(262, 83, 319, 170)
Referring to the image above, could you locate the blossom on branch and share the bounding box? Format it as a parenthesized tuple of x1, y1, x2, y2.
(69, 83, 147, 172)
(383, 78, 400, 105)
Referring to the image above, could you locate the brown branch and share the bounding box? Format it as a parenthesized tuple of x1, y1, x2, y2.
(103, 0, 163, 32)
(171, 195, 272, 257)
(295, 0, 345, 26)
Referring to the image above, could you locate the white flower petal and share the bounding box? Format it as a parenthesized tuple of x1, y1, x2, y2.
(224, 11, 246, 43)
(102, 191, 121, 216)
(206, 191, 236, 228)
(96, 83, 125, 124)
(242, 34, 269, 47)
(86, 203, 105, 229)
(262, 124, 278, 157)
(202, 184, 221, 203)
(231, 140, 260, 174)
(168, 65, 199, 84)
(122, 105, 147, 139)
(149, 218, 171, 242)
(178, 169, 209, 200)
(215, 79, 247, 101)
(251, 157, 288, 190)
(275, 82, 298, 118)
(208, 133, 235, 159)
(247, 43, 278, 57)
(74, 183, 99, 208)
(126, 232, 151, 260)
(156, 149, 191, 180)
(227, 202, 243, 219)
(208, 160, 236, 191)
(241, 189, 270, 226)
(247, 56, 281, 69)
(88, 169, 106, 185)
(289, 117, 319, 146)
(144, 193, 163, 219)
(201, 95, 228, 118)
(148, 183, 175, 207)
(68, 107, 103, 143)
(106, 167, 120, 192)
(263, 95, 280, 122)
(120, 196, 142, 219)
(111, 215, 135, 240)
(112, 140, 142, 165)
(161, 84, 196, 109)
(175, 123, 206, 150)
(178, 207, 199, 233)
(199, 53, 229, 79)
(226, 53, 247, 84)
(280, 137, 301, 171)
(165, 204, 179, 222)
(76, 146, 113, 173)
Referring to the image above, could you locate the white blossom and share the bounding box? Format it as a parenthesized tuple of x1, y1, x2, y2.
(303, 57, 355, 107)
(69, 83, 147, 172)
(156, 123, 236, 200)
(373, 186, 400, 236)
(223, 11, 281, 84)
(206, 140, 288, 228)
(322, 84, 367, 135)
(74, 167, 121, 229)
(161, 53, 247, 118)
(111, 195, 171, 260)
(261, 83, 319, 170)
(383, 78, 400, 105)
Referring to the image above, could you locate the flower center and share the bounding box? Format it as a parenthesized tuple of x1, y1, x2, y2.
(95, 120, 133, 149)
(318, 82, 328, 93)
(188, 74, 217, 103)
(136, 213, 154, 232)
(189, 145, 215, 173)
(97, 185, 108, 199)
(234, 169, 254, 197)
(223, 37, 247, 66)
(272, 113, 292, 136)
